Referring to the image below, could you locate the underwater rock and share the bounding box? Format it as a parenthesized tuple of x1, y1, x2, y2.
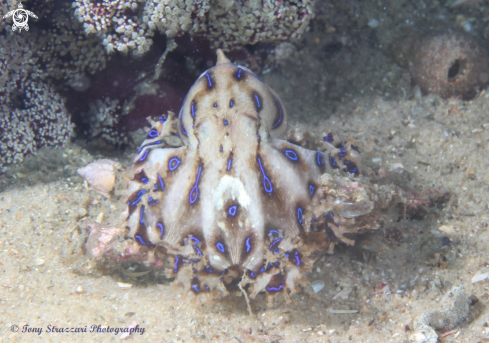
(395, 29, 489, 99)
(411, 285, 471, 343)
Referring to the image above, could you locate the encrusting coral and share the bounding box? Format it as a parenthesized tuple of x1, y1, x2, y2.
(72, 0, 316, 55)
(0, 34, 74, 169)
(395, 28, 489, 99)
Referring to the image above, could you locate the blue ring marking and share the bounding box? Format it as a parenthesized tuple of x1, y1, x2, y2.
(294, 250, 301, 266)
(223, 119, 228, 125)
(156, 222, 164, 238)
(297, 207, 303, 224)
(249, 271, 255, 278)
(205, 73, 212, 87)
(272, 98, 283, 128)
(168, 157, 181, 171)
(284, 149, 298, 161)
(316, 152, 325, 166)
(189, 166, 202, 204)
(138, 140, 163, 153)
(159, 115, 167, 123)
(135, 235, 147, 245)
(141, 177, 148, 184)
(329, 155, 339, 169)
(191, 284, 200, 293)
(254, 94, 261, 110)
(139, 205, 145, 224)
(338, 148, 347, 157)
(139, 149, 149, 162)
(216, 242, 225, 253)
(266, 285, 284, 292)
(309, 184, 315, 196)
(245, 237, 251, 253)
(219, 146, 223, 152)
(344, 160, 358, 174)
(227, 158, 232, 171)
(324, 133, 334, 143)
(306, 141, 310, 147)
(191, 237, 201, 245)
(230, 100, 234, 107)
(257, 157, 273, 193)
(269, 238, 281, 250)
(148, 129, 158, 138)
(191, 102, 196, 117)
(237, 68, 242, 79)
(213, 103, 218, 108)
(228, 205, 237, 216)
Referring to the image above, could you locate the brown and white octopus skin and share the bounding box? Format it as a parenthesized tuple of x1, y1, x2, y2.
(124, 50, 360, 303)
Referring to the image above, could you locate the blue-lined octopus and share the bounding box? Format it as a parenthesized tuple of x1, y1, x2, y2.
(123, 50, 364, 304)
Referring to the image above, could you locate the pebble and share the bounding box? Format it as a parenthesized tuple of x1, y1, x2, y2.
(311, 280, 325, 293)
(368, 19, 379, 28)
(77, 207, 88, 217)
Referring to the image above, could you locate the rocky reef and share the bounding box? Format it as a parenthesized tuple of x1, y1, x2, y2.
(0, 0, 316, 171)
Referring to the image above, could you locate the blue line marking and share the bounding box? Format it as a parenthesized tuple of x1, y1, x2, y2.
(189, 166, 202, 204)
(297, 207, 303, 224)
(272, 98, 283, 128)
(139, 149, 149, 162)
(254, 94, 261, 109)
(139, 205, 145, 224)
(205, 73, 212, 87)
(245, 237, 251, 253)
(157, 222, 164, 238)
(309, 184, 315, 195)
(135, 235, 146, 245)
(257, 157, 273, 193)
(138, 140, 162, 153)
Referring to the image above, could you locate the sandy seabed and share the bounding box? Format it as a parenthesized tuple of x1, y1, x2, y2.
(2, 5, 489, 343)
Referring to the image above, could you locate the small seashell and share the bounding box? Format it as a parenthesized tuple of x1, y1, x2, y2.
(471, 272, 489, 284)
(117, 282, 133, 288)
(34, 258, 45, 266)
(76, 285, 84, 293)
(311, 280, 325, 293)
(96, 212, 104, 224)
(77, 159, 121, 198)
